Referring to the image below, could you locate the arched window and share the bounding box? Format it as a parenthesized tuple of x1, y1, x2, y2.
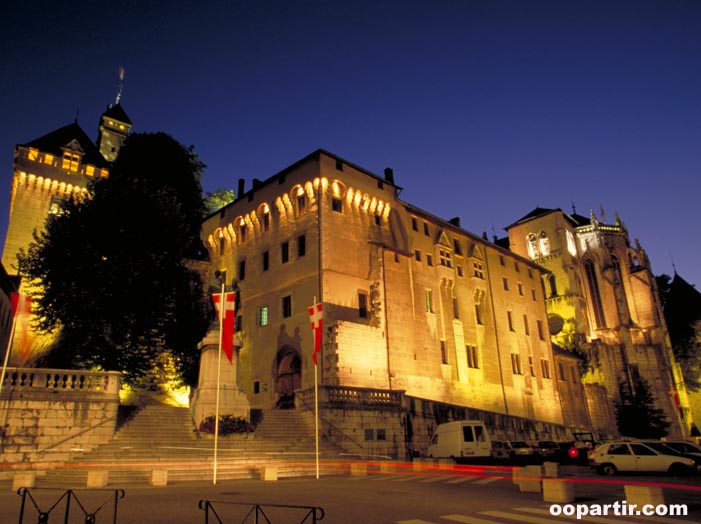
(539, 231, 550, 257)
(527, 233, 539, 259)
(584, 259, 606, 328)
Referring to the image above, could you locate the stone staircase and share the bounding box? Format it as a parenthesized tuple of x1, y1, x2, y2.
(34, 401, 346, 487)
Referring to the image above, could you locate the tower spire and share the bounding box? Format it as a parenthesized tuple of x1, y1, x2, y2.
(115, 67, 125, 105)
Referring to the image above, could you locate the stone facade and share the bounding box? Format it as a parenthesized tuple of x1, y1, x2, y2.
(506, 207, 689, 437)
(201, 150, 565, 455)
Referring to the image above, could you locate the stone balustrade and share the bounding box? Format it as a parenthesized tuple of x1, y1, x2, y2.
(1, 367, 121, 399)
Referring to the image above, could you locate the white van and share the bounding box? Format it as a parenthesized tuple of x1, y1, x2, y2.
(427, 421, 491, 459)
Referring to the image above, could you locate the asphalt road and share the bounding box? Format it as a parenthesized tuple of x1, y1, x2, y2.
(1, 466, 700, 524)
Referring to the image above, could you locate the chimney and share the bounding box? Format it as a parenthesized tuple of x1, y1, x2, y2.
(237, 178, 245, 200)
(384, 167, 395, 185)
(449, 217, 461, 228)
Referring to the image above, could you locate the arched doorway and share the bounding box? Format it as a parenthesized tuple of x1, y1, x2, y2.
(276, 348, 301, 409)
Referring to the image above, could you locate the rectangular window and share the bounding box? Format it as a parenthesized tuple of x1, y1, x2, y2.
(297, 235, 306, 257)
(541, 359, 551, 379)
(425, 290, 434, 313)
(529, 356, 536, 377)
(254, 381, 260, 394)
(528, 268, 533, 279)
(358, 292, 368, 318)
(475, 304, 483, 325)
(239, 224, 246, 243)
(262, 251, 269, 271)
(466, 345, 479, 368)
(259, 306, 269, 326)
(507, 311, 514, 331)
(28, 148, 39, 161)
(452, 297, 459, 319)
(457, 265, 464, 277)
(43, 153, 54, 165)
(558, 363, 566, 381)
(262, 212, 270, 231)
(518, 283, 524, 296)
(364, 429, 374, 441)
(336, 159, 343, 171)
(376, 428, 386, 441)
(426, 254, 433, 266)
(503, 277, 509, 291)
(473, 262, 484, 279)
(238, 259, 246, 281)
(85, 165, 94, 176)
(374, 214, 381, 225)
(423, 222, 430, 236)
(453, 240, 462, 255)
(532, 289, 537, 301)
(523, 314, 529, 335)
(511, 353, 522, 375)
(281, 242, 289, 263)
(415, 250, 421, 262)
(412, 217, 418, 231)
(236, 314, 243, 332)
(570, 365, 578, 383)
(439, 249, 452, 267)
(440, 340, 447, 364)
(499, 255, 505, 266)
(515, 261, 520, 273)
(297, 195, 306, 215)
(282, 295, 292, 318)
(537, 320, 545, 340)
(332, 197, 343, 213)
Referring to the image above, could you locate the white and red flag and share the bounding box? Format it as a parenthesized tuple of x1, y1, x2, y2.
(308, 302, 323, 365)
(212, 292, 236, 363)
(11, 292, 32, 319)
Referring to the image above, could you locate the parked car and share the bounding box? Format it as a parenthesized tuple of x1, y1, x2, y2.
(509, 440, 536, 457)
(589, 441, 696, 475)
(639, 440, 701, 466)
(662, 441, 701, 463)
(535, 440, 561, 459)
(490, 440, 513, 460)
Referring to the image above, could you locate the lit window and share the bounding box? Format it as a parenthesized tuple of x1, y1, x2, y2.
(259, 306, 269, 326)
(61, 152, 80, 173)
(85, 165, 95, 176)
(28, 148, 39, 161)
(43, 153, 54, 165)
(425, 290, 434, 313)
(539, 231, 550, 256)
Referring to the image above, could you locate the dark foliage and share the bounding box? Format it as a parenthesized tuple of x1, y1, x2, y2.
(18, 132, 211, 385)
(615, 376, 671, 439)
(198, 415, 255, 435)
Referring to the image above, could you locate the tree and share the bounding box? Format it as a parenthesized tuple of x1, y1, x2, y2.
(205, 189, 235, 214)
(656, 273, 701, 392)
(18, 132, 212, 386)
(615, 376, 670, 439)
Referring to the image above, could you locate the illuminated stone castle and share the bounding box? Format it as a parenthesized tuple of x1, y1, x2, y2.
(202, 150, 575, 456)
(1, 103, 131, 362)
(201, 151, 689, 455)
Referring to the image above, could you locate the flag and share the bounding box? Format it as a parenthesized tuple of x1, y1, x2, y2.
(212, 292, 236, 363)
(11, 292, 32, 318)
(308, 302, 323, 365)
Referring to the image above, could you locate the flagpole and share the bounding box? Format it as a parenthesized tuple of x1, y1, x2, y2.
(0, 302, 20, 403)
(313, 296, 319, 480)
(213, 277, 225, 485)
(0, 293, 22, 400)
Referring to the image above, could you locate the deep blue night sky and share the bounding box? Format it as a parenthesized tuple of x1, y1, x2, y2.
(2, 1, 700, 286)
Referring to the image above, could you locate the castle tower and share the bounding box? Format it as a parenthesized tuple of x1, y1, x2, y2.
(97, 103, 132, 163)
